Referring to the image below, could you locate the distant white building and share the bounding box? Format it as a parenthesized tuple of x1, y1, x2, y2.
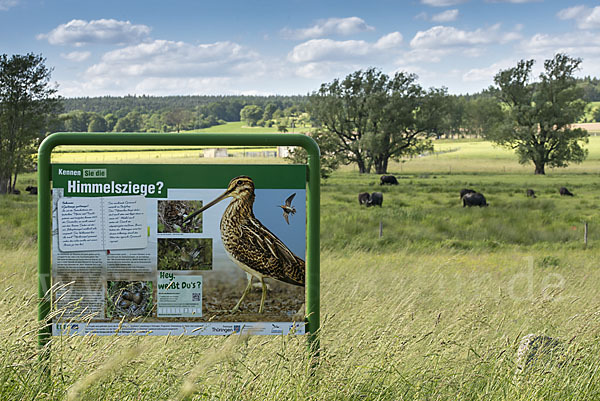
(203, 148, 228, 158)
(277, 146, 292, 158)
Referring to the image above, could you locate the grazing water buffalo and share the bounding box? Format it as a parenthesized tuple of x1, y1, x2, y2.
(367, 192, 383, 207)
(526, 189, 536, 198)
(380, 175, 399, 185)
(358, 192, 370, 205)
(459, 188, 476, 199)
(559, 187, 574, 196)
(462, 192, 488, 207)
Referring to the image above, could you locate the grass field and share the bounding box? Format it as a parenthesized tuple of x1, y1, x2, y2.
(1, 136, 600, 400)
(184, 121, 313, 134)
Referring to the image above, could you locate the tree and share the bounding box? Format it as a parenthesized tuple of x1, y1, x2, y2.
(309, 68, 449, 174)
(240, 105, 263, 127)
(464, 95, 504, 138)
(164, 108, 193, 132)
(114, 111, 142, 132)
(0, 53, 61, 193)
(88, 114, 108, 132)
(104, 113, 118, 131)
(490, 53, 588, 174)
(263, 103, 277, 121)
(286, 130, 341, 179)
(62, 110, 90, 131)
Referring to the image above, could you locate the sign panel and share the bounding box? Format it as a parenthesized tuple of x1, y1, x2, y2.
(51, 164, 306, 336)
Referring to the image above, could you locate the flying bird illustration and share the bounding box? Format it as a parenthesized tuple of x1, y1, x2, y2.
(278, 192, 297, 224)
(183, 177, 304, 313)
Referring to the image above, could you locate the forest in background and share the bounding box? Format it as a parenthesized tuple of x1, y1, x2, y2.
(56, 76, 600, 134)
(59, 95, 309, 133)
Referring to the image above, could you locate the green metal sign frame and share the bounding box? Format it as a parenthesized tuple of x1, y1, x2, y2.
(38, 132, 320, 352)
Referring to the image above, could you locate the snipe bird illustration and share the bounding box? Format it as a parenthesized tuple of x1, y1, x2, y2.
(279, 193, 296, 224)
(184, 176, 305, 313)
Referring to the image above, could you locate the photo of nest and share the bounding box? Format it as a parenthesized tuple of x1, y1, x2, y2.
(158, 200, 203, 233)
(158, 238, 213, 270)
(106, 281, 154, 319)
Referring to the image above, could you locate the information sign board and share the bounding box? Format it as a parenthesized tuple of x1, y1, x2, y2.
(51, 163, 306, 336)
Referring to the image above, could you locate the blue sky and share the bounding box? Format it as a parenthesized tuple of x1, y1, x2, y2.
(2, 0, 600, 97)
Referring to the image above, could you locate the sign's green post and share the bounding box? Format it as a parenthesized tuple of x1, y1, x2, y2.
(38, 132, 320, 353)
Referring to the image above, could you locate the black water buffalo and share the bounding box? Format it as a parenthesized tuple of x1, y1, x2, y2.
(26, 186, 38, 195)
(559, 187, 574, 196)
(526, 189, 536, 198)
(367, 192, 383, 207)
(460, 188, 476, 199)
(358, 192, 370, 205)
(380, 175, 398, 185)
(462, 192, 488, 207)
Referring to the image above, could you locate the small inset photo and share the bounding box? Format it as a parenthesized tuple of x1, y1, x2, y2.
(158, 200, 203, 233)
(106, 281, 154, 319)
(158, 238, 213, 270)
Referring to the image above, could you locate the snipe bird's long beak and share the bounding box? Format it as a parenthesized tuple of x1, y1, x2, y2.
(183, 188, 231, 225)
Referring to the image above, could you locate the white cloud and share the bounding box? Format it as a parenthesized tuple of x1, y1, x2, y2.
(431, 9, 459, 22)
(287, 33, 404, 80)
(37, 19, 151, 46)
(557, 6, 586, 20)
(61, 51, 91, 62)
(59, 76, 238, 97)
(420, 0, 467, 7)
(557, 5, 600, 30)
(410, 24, 520, 49)
(519, 31, 600, 57)
(486, 0, 541, 3)
(288, 39, 371, 63)
(0, 0, 18, 11)
(87, 40, 260, 78)
(288, 32, 403, 63)
(65, 39, 269, 96)
(403, 47, 452, 63)
(282, 17, 374, 39)
(133, 77, 233, 95)
(374, 32, 403, 49)
(462, 59, 516, 82)
(293, 61, 363, 80)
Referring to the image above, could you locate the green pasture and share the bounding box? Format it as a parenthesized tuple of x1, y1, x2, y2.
(188, 121, 279, 133)
(2, 138, 600, 400)
(184, 121, 313, 134)
(51, 144, 282, 164)
(382, 136, 600, 174)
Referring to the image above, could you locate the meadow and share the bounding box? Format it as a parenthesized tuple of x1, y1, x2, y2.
(1, 136, 600, 400)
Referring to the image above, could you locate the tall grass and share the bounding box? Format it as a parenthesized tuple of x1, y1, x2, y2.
(2, 249, 599, 400)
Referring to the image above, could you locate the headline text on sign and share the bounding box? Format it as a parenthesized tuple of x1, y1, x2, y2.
(67, 180, 165, 196)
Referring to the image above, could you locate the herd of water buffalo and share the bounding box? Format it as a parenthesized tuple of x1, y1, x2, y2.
(358, 175, 576, 208)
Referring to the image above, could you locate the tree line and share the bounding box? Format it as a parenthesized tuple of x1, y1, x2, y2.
(58, 96, 308, 133)
(0, 52, 591, 193)
(291, 54, 588, 177)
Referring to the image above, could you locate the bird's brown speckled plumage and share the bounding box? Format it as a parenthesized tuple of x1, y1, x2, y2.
(184, 176, 304, 313)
